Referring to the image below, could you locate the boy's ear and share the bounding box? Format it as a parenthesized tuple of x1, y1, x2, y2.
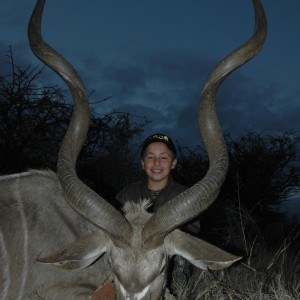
(141, 159, 145, 169)
(171, 158, 177, 169)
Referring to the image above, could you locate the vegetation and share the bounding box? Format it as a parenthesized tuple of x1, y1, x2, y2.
(172, 134, 300, 299)
(172, 217, 300, 299)
(1, 49, 299, 299)
(0, 48, 147, 192)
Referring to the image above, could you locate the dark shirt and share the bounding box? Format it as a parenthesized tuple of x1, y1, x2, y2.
(116, 177, 200, 234)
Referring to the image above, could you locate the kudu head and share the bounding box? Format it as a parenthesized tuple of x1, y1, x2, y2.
(29, 0, 267, 298)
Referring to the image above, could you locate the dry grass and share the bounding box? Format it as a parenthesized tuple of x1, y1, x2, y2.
(170, 219, 300, 300)
(171, 253, 299, 299)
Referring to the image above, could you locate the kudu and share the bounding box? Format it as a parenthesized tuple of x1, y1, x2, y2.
(0, 0, 267, 299)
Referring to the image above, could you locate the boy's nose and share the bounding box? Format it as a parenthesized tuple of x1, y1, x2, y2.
(154, 157, 161, 165)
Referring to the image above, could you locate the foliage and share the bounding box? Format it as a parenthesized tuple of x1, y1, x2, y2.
(224, 132, 300, 212)
(171, 144, 300, 299)
(171, 215, 300, 300)
(174, 132, 300, 249)
(173, 145, 208, 187)
(176, 132, 300, 211)
(78, 112, 147, 201)
(1, 47, 299, 224)
(2, 46, 300, 299)
(0, 48, 148, 201)
(0, 48, 68, 172)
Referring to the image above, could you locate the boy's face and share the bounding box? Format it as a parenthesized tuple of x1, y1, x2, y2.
(141, 142, 177, 187)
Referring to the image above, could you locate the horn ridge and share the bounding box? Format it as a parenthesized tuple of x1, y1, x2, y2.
(28, 0, 133, 245)
(142, 0, 267, 249)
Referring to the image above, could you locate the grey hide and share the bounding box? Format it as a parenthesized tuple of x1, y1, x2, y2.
(0, 171, 111, 300)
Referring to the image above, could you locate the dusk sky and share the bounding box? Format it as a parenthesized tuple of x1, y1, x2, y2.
(1, 0, 299, 143)
(1, 1, 299, 211)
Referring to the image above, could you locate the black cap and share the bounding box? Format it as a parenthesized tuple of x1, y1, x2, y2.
(141, 133, 177, 157)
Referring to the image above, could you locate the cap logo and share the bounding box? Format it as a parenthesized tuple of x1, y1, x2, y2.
(151, 134, 169, 143)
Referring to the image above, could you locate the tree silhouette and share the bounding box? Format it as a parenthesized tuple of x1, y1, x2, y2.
(225, 132, 300, 210)
(174, 132, 300, 250)
(0, 48, 68, 173)
(1, 47, 298, 248)
(221, 132, 299, 249)
(0, 48, 148, 201)
(78, 112, 148, 201)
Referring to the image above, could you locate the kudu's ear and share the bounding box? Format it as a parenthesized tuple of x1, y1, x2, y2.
(166, 230, 241, 270)
(36, 231, 110, 270)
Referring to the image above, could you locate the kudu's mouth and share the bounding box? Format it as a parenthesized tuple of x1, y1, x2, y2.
(28, 0, 267, 251)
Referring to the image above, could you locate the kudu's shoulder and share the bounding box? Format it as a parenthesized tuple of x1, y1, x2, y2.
(0, 169, 61, 189)
(0, 169, 58, 181)
(0, 169, 63, 211)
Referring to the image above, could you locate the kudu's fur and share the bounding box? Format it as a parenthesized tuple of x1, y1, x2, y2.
(0, 0, 267, 299)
